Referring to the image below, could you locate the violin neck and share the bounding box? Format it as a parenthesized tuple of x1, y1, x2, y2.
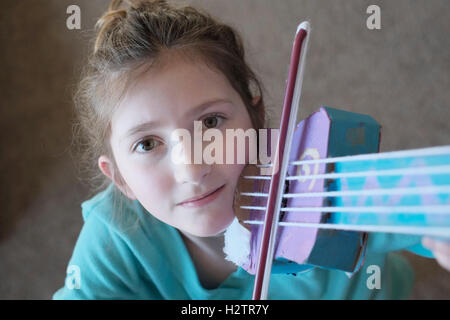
(328, 148, 450, 226)
(332, 148, 450, 190)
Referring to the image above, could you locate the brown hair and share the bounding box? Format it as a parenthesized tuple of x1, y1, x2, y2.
(72, 0, 266, 219)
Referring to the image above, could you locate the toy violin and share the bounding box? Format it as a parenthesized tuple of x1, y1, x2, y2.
(222, 22, 450, 300)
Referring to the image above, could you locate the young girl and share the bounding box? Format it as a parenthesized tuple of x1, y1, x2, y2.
(53, 0, 449, 299)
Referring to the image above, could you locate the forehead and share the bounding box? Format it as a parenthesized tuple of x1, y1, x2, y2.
(131, 56, 234, 103)
(110, 55, 240, 135)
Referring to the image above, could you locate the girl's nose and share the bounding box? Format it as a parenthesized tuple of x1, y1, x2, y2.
(170, 137, 211, 185)
(173, 161, 211, 186)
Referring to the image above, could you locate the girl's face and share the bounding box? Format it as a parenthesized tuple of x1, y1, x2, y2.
(101, 55, 255, 237)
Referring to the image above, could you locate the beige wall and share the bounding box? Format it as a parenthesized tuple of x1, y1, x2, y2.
(0, 0, 448, 299)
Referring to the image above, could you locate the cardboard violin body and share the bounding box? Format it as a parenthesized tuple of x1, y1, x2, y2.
(242, 106, 380, 274)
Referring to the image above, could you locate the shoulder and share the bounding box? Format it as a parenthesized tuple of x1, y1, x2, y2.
(53, 184, 170, 299)
(81, 183, 138, 231)
(80, 183, 165, 240)
(78, 183, 177, 262)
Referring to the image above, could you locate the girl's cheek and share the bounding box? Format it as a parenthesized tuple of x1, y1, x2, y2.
(138, 164, 172, 192)
(135, 171, 174, 214)
(154, 173, 173, 194)
(126, 164, 173, 199)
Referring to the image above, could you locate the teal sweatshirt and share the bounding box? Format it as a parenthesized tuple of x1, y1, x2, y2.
(53, 183, 434, 300)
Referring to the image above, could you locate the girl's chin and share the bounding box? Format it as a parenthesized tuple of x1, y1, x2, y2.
(187, 213, 235, 237)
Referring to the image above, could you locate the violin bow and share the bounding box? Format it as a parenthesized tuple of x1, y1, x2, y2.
(251, 21, 311, 300)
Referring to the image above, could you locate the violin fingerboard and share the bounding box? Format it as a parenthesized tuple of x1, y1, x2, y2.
(330, 148, 450, 227)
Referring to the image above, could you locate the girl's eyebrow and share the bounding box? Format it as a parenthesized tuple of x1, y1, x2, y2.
(122, 98, 232, 140)
(123, 119, 162, 140)
(184, 98, 232, 118)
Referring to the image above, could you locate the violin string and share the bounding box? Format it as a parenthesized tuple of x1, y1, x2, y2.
(244, 164, 450, 181)
(240, 204, 450, 214)
(241, 185, 450, 199)
(242, 220, 450, 238)
(257, 145, 450, 168)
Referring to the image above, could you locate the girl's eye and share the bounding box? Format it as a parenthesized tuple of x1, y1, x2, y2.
(134, 138, 161, 153)
(203, 114, 225, 129)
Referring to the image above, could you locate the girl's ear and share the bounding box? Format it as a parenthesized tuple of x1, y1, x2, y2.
(98, 155, 137, 200)
(251, 95, 265, 128)
(252, 96, 261, 106)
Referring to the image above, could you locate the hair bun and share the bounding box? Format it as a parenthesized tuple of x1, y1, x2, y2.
(94, 0, 140, 53)
(94, 0, 169, 53)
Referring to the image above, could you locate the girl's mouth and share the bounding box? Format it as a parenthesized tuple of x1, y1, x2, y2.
(178, 184, 226, 208)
